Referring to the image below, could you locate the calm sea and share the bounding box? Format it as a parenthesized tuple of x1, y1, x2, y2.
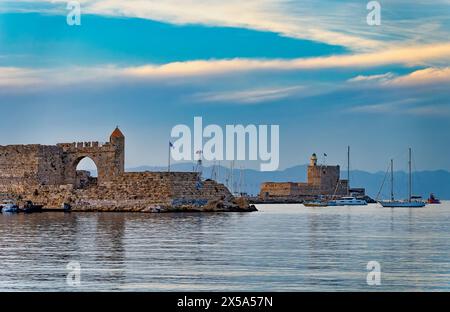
(1, 203, 449, 292)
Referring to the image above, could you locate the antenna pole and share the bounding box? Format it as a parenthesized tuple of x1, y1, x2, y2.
(390, 159, 394, 201)
(168, 143, 171, 173)
(347, 146, 350, 195)
(409, 147, 412, 202)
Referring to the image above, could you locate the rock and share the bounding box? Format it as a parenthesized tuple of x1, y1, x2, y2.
(232, 197, 250, 209)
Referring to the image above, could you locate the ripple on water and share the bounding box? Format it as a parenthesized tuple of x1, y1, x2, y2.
(1, 203, 450, 291)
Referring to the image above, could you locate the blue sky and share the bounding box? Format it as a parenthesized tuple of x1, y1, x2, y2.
(0, 0, 449, 172)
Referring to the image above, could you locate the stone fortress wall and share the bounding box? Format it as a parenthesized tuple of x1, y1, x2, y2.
(260, 153, 349, 200)
(0, 128, 243, 212)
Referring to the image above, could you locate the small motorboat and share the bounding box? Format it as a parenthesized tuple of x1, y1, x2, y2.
(327, 197, 368, 206)
(1, 202, 20, 213)
(303, 200, 329, 207)
(427, 193, 441, 204)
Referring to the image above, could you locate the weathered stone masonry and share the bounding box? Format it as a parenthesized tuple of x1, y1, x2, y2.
(0, 128, 244, 212)
(260, 153, 350, 200)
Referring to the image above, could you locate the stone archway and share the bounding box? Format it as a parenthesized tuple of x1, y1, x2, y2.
(74, 156, 99, 189)
(72, 156, 102, 189)
(58, 128, 125, 187)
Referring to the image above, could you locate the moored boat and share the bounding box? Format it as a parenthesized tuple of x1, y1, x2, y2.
(327, 196, 367, 206)
(303, 200, 329, 207)
(378, 148, 426, 208)
(378, 200, 426, 208)
(1, 201, 20, 213)
(427, 193, 441, 204)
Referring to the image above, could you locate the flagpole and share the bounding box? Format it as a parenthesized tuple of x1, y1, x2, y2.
(168, 142, 171, 173)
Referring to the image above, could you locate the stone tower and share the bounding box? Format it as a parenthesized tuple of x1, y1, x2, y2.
(308, 153, 321, 185)
(310, 153, 318, 166)
(307, 152, 340, 190)
(110, 127, 125, 175)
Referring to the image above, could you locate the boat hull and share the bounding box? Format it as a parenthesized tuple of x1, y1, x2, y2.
(303, 202, 328, 207)
(379, 201, 426, 208)
(327, 200, 367, 206)
(1, 207, 19, 213)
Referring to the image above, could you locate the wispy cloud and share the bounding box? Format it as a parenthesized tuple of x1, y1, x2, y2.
(4, 0, 378, 51)
(1, 42, 449, 88)
(192, 86, 306, 104)
(4, 0, 450, 52)
(105, 43, 450, 76)
(405, 105, 450, 117)
(0, 67, 43, 86)
(348, 99, 418, 114)
(348, 98, 450, 117)
(0, 65, 121, 88)
(348, 72, 395, 83)
(387, 67, 450, 86)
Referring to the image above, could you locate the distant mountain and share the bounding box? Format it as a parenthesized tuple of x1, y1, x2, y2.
(125, 164, 450, 200)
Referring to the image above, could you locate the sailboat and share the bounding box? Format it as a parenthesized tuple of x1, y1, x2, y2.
(378, 148, 426, 208)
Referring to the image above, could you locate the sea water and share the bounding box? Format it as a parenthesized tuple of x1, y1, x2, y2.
(1, 203, 449, 291)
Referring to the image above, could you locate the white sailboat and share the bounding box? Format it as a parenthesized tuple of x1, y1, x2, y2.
(326, 146, 367, 206)
(378, 148, 426, 208)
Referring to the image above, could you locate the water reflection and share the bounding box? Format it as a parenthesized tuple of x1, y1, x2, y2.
(1, 203, 450, 291)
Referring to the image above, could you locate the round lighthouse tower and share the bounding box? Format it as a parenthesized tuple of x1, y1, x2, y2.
(310, 153, 318, 166)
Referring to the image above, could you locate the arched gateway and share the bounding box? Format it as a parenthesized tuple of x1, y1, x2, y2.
(0, 127, 246, 212)
(57, 127, 125, 187)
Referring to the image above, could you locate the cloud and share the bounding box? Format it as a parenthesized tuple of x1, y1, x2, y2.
(348, 99, 417, 114)
(0, 67, 43, 86)
(5, 0, 450, 52)
(348, 98, 450, 117)
(348, 72, 395, 83)
(0, 65, 122, 88)
(116, 43, 450, 81)
(346, 67, 450, 90)
(114, 43, 450, 77)
(192, 86, 305, 104)
(13, 0, 379, 51)
(405, 105, 450, 117)
(1, 43, 450, 90)
(387, 67, 450, 86)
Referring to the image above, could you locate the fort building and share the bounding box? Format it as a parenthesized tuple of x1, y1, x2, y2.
(0, 128, 252, 212)
(260, 153, 356, 200)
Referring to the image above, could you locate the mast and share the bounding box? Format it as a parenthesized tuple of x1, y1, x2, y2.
(230, 161, 234, 194)
(408, 147, 412, 202)
(211, 161, 217, 180)
(347, 146, 350, 195)
(390, 159, 394, 201)
(168, 143, 171, 173)
(217, 161, 220, 182)
(239, 166, 244, 196)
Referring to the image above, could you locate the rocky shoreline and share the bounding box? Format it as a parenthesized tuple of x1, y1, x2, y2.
(67, 195, 258, 213)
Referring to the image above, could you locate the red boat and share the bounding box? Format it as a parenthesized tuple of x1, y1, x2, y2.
(427, 193, 441, 204)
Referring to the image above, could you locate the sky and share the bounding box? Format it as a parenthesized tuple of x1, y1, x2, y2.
(0, 0, 449, 172)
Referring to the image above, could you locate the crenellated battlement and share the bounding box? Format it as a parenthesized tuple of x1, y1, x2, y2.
(57, 141, 111, 149)
(57, 141, 114, 153)
(0, 128, 125, 191)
